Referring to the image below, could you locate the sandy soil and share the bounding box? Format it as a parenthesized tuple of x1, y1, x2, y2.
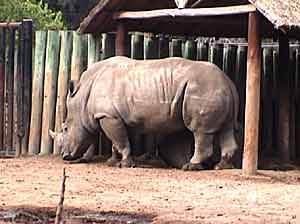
(1, 156, 300, 223)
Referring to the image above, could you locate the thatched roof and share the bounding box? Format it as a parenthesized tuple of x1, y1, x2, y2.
(78, 0, 300, 38)
(249, 0, 300, 30)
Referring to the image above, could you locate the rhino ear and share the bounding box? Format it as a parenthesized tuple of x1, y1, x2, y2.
(69, 80, 79, 97)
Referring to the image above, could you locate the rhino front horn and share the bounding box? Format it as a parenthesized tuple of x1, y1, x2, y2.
(49, 130, 57, 139)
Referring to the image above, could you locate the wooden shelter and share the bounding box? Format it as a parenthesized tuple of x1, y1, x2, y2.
(78, 0, 300, 175)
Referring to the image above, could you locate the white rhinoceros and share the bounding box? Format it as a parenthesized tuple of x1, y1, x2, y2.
(50, 56, 239, 170)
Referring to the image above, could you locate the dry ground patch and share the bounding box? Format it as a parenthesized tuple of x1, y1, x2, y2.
(0, 156, 300, 223)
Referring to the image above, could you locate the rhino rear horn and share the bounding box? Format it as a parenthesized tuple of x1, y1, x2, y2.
(49, 130, 58, 139)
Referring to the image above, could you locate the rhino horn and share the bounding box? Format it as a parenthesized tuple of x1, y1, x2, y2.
(49, 130, 58, 139)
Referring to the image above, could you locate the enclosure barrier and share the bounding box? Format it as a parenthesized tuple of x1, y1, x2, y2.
(0, 20, 33, 157)
(1, 29, 300, 164)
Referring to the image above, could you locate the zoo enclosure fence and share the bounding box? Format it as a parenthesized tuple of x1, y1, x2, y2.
(1, 28, 300, 164)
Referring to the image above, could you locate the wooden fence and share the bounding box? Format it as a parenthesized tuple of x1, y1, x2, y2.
(0, 20, 33, 157)
(2, 29, 300, 163)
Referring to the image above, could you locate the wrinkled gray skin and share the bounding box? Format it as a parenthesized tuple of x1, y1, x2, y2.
(51, 56, 239, 170)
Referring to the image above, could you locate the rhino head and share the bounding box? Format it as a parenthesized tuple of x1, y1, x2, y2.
(50, 80, 94, 161)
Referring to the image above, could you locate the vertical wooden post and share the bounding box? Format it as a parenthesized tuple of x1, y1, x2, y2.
(158, 35, 169, 59)
(183, 39, 196, 60)
(170, 39, 182, 57)
(295, 48, 300, 160)
(5, 28, 15, 155)
(209, 43, 223, 69)
(115, 23, 129, 56)
(21, 19, 33, 155)
(131, 32, 144, 59)
(277, 34, 291, 162)
(261, 47, 274, 157)
(53, 31, 73, 155)
(101, 33, 115, 59)
(71, 32, 87, 81)
(88, 34, 101, 67)
(144, 33, 159, 156)
(28, 31, 47, 155)
(0, 29, 5, 151)
(14, 31, 23, 156)
(223, 44, 237, 82)
(196, 40, 208, 61)
(40, 31, 61, 155)
(242, 11, 262, 175)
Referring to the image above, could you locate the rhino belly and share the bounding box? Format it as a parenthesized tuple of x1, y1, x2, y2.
(125, 103, 185, 134)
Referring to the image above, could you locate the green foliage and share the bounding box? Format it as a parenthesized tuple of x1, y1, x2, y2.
(0, 0, 65, 30)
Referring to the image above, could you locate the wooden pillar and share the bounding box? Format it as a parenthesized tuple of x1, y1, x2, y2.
(0, 29, 5, 151)
(115, 23, 129, 56)
(242, 11, 262, 175)
(277, 34, 291, 162)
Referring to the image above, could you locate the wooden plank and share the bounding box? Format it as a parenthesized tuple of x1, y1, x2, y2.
(242, 11, 262, 175)
(272, 49, 279, 158)
(261, 47, 274, 157)
(183, 39, 196, 60)
(5, 28, 15, 155)
(14, 32, 23, 156)
(53, 31, 73, 155)
(170, 38, 182, 57)
(88, 34, 101, 67)
(28, 31, 47, 155)
(236, 45, 247, 124)
(196, 40, 208, 61)
(114, 5, 256, 20)
(0, 29, 6, 151)
(71, 32, 87, 81)
(277, 34, 291, 162)
(131, 32, 144, 59)
(40, 31, 61, 155)
(223, 44, 237, 82)
(101, 33, 115, 60)
(158, 35, 169, 59)
(21, 19, 33, 155)
(209, 43, 223, 69)
(0, 22, 21, 29)
(295, 48, 300, 160)
(289, 49, 296, 161)
(144, 33, 158, 156)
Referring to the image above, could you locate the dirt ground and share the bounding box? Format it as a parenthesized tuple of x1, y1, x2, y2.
(1, 156, 300, 224)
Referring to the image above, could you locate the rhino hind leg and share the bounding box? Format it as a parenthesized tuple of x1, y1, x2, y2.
(214, 127, 238, 170)
(99, 118, 135, 168)
(182, 133, 213, 171)
(106, 144, 121, 166)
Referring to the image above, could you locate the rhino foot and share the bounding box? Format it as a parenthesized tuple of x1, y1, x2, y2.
(117, 158, 136, 168)
(106, 157, 120, 167)
(214, 160, 235, 170)
(182, 162, 205, 171)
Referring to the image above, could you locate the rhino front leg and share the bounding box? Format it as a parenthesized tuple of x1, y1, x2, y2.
(99, 118, 135, 168)
(182, 133, 213, 171)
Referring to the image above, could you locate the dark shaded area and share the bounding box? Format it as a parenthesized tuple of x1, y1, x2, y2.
(0, 206, 155, 224)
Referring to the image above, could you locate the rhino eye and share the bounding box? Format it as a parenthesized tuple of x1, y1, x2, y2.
(63, 126, 68, 131)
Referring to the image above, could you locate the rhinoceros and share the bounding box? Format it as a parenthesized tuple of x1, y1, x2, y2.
(50, 56, 239, 170)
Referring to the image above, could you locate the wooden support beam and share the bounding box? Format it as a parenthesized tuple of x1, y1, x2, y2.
(242, 11, 262, 175)
(114, 5, 256, 20)
(115, 23, 129, 56)
(277, 34, 291, 162)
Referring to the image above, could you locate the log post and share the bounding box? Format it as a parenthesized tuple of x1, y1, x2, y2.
(21, 19, 33, 155)
(40, 31, 61, 155)
(115, 23, 129, 56)
(242, 11, 262, 175)
(277, 34, 291, 162)
(0, 29, 5, 151)
(28, 31, 47, 155)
